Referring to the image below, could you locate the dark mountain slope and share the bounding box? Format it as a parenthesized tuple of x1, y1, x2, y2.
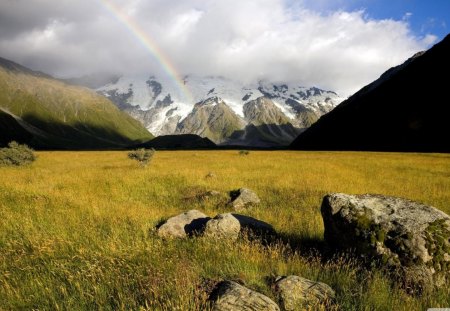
(135, 134, 216, 149)
(0, 57, 153, 149)
(0, 109, 32, 147)
(290, 34, 450, 152)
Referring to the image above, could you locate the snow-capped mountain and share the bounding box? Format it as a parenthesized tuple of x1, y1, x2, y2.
(96, 75, 344, 146)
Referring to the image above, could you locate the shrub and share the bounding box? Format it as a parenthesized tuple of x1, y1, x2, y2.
(0, 141, 36, 166)
(127, 148, 155, 167)
(239, 150, 250, 156)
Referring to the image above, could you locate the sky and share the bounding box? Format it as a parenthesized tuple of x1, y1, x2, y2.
(0, 0, 448, 96)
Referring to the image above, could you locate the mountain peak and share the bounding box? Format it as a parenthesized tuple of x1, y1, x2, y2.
(94, 74, 343, 146)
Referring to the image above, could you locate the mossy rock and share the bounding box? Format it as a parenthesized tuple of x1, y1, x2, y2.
(321, 193, 450, 291)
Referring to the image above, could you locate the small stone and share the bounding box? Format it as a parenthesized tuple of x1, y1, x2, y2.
(274, 276, 335, 310)
(210, 280, 280, 311)
(229, 188, 260, 211)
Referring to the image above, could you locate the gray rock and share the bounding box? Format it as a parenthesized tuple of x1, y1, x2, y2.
(274, 276, 335, 310)
(157, 210, 210, 238)
(204, 213, 241, 240)
(321, 193, 450, 290)
(229, 188, 260, 211)
(204, 213, 276, 240)
(232, 214, 276, 236)
(210, 280, 280, 311)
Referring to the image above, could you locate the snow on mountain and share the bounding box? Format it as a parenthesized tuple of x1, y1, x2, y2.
(97, 74, 344, 146)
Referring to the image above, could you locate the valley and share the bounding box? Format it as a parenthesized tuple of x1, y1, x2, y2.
(0, 150, 449, 310)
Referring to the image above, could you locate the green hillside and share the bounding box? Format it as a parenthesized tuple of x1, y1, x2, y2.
(0, 57, 153, 149)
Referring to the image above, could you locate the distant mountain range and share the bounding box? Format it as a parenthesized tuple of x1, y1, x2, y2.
(6, 32, 446, 152)
(290, 34, 450, 152)
(0, 57, 152, 149)
(79, 74, 344, 147)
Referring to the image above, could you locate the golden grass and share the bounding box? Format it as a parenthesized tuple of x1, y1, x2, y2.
(0, 150, 449, 310)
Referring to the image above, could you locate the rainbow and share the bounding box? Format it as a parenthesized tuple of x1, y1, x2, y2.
(98, 0, 192, 103)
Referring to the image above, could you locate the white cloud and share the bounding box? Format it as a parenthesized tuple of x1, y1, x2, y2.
(403, 12, 413, 21)
(0, 0, 437, 96)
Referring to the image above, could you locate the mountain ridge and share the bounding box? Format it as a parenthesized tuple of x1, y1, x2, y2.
(0, 57, 153, 149)
(290, 34, 450, 152)
(94, 74, 343, 146)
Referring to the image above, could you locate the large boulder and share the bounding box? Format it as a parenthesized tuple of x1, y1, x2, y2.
(274, 276, 335, 310)
(229, 188, 260, 211)
(204, 213, 241, 240)
(157, 210, 210, 238)
(321, 193, 450, 290)
(210, 280, 280, 311)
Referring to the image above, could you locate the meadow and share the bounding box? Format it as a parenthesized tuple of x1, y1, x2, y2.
(1, 150, 449, 310)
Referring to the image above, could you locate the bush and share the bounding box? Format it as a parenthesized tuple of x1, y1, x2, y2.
(239, 150, 250, 156)
(0, 141, 36, 166)
(127, 148, 155, 167)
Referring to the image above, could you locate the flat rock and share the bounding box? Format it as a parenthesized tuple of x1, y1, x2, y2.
(157, 210, 210, 238)
(274, 276, 335, 310)
(210, 280, 280, 311)
(229, 188, 260, 211)
(321, 193, 450, 290)
(204, 213, 241, 240)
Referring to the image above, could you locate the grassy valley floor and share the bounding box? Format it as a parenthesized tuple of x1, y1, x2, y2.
(1, 151, 449, 310)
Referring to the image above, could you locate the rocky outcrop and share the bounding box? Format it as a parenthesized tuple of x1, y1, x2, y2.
(321, 193, 450, 290)
(210, 281, 280, 311)
(157, 210, 210, 238)
(229, 188, 261, 211)
(274, 276, 335, 310)
(243, 97, 292, 126)
(176, 97, 245, 144)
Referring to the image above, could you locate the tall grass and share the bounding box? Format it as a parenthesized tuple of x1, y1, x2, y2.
(0, 151, 449, 310)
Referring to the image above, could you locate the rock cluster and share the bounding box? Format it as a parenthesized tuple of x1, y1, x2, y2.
(209, 277, 335, 311)
(157, 188, 266, 240)
(157, 211, 274, 241)
(155, 189, 450, 307)
(210, 281, 280, 311)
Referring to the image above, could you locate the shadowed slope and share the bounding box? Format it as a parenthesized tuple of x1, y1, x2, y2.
(135, 134, 216, 150)
(0, 57, 153, 149)
(290, 34, 450, 152)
